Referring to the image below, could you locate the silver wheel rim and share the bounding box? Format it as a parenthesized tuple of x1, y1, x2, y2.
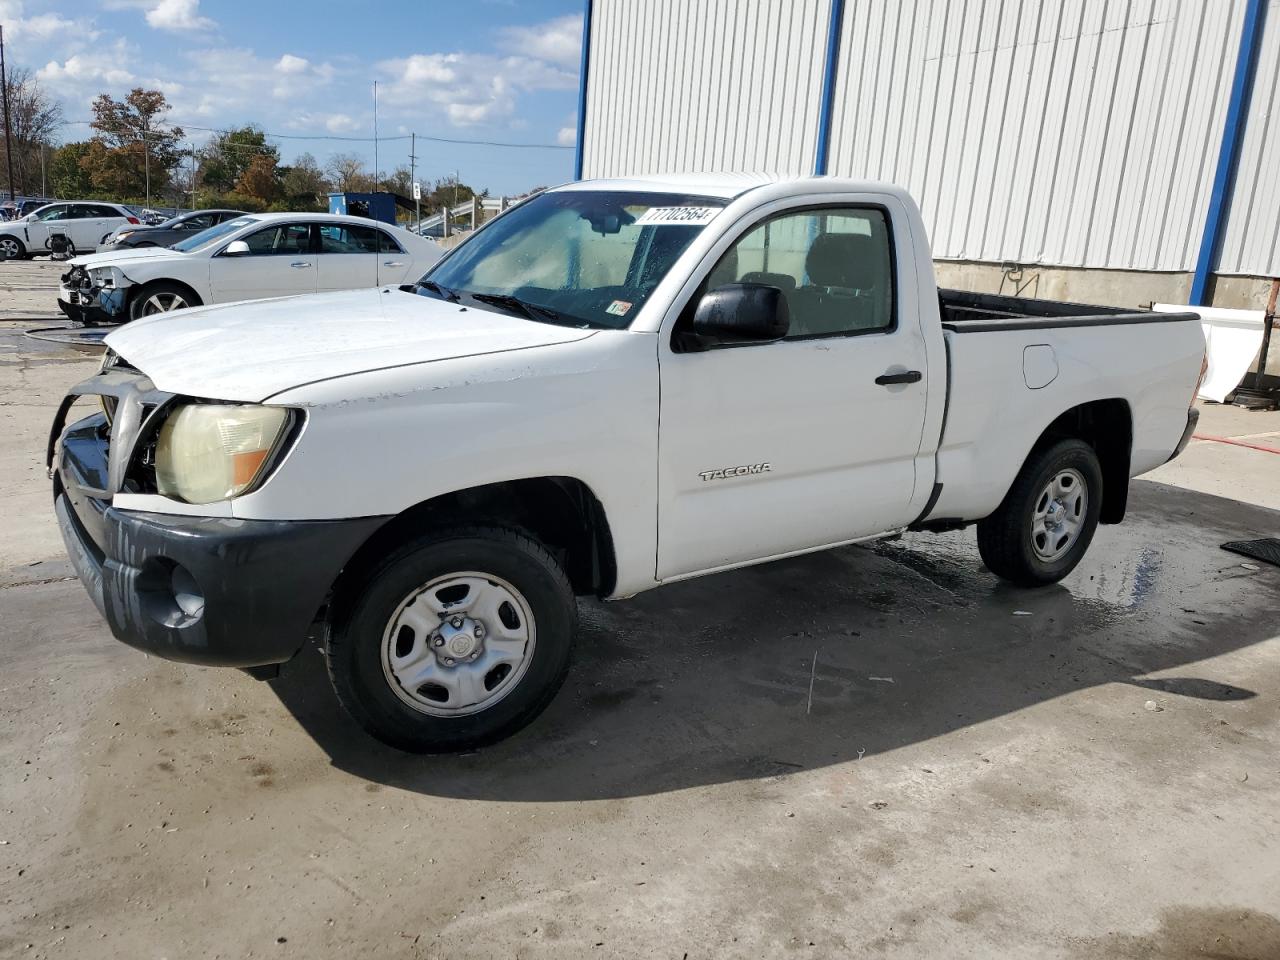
(141, 291, 189, 315)
(0, 238, 18, 258)
(1030, 467, 1088, 562)
(380, 571, 536, 717)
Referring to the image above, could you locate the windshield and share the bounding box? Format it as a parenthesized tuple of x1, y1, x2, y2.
(420, 190, 727, 329)
(171, 216, 258, 253)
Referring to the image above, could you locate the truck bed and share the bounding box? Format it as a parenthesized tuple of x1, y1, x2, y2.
(939, 289, 1200, 332)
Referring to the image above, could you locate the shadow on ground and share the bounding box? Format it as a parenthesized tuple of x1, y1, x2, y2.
(268, 479, 1279, 802)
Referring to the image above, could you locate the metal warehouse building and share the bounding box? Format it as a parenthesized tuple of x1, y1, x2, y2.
(574, 0, 1280, 316)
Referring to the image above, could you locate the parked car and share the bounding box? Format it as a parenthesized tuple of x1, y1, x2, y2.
(49, 174, 1207, 752)
(0, 201, 139, 259)
(56, 212, 442, 323)
(99, 209, 247, 251)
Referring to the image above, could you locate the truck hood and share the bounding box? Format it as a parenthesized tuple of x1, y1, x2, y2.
(70, 247, 182, 269)
(105, 287, 598, 402)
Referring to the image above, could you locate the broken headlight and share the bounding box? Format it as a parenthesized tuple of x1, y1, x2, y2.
(154, 403, 297, 504)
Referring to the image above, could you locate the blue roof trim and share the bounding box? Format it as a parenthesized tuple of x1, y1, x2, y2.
(813, 0, 846, 176)
(1190, 0, 1268, 305)
(574, 0, 594, 181)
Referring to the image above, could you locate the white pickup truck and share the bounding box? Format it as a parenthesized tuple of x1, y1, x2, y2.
(49, 174, 1206, 752)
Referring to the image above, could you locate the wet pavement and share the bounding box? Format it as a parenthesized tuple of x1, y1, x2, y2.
(1, 330, 1278, 958)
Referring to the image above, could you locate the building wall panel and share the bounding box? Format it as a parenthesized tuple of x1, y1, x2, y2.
(582, 0, 1280, 277)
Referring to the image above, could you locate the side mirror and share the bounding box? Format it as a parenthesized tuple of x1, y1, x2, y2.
(691, 282, 789, 346)
(222, 240, 250, 256)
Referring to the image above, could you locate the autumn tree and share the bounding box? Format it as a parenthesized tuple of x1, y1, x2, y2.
(0, 68, 64, 196)
(200, 126, 278, 193)
(278, 152, 329, 209)
(326, 152, 374, 192)
(85, 88, 185, 200)
(235, 153, 280, 204)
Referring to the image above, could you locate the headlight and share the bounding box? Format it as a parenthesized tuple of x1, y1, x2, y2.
(155, 404, 294, 504)
(115, 231, 135, 241)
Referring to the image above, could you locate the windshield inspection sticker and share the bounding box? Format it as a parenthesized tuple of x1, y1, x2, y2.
(606, 300, 633, 317)
(634, 206, 721, 226)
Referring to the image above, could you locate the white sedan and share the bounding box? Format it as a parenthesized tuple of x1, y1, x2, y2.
(57, 212, 443, 323)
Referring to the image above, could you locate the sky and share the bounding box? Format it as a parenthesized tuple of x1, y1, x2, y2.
(0, 0, 585, 195)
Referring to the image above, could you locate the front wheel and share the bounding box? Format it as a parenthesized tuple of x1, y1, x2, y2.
(976, 438, 1103, 587)
(0, 236, 25, 260)
(325, 526, 577, 752)
(128, 281, 200, 320)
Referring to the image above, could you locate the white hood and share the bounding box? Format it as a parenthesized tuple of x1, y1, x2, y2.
(70, 247, 182, 269)
(105, 287, 597, 402)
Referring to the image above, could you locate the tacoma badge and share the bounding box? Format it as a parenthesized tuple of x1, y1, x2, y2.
(699, 463, 771, 481)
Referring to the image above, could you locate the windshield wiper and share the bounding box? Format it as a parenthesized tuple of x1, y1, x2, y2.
(468, 292, 567, 324)
(415, 279, 460, 302)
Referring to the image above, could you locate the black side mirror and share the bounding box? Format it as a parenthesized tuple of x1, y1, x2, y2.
(690, 282, 789, 347)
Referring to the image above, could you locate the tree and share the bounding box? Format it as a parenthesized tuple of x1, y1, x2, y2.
(382, 165, 412, 197)
(326, 152, 374, 192)
(0, 68, 63, 196)
(49, 142, 94, 198)
(235, 153, 280, 204)
(86, 88, 185, 200)
(426, 176, 476, 209)
(200, 126, 277, 193)
(278, 152, 329, 209)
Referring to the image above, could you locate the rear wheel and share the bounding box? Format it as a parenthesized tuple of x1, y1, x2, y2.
(325, 526, 577, 752)
(977, 438, 1103, 586)
(128, 281, 200, 320)
(0, 236, 25, 260)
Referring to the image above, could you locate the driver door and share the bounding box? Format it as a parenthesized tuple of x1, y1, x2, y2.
(656, 203, 930, 579)
(209, 222, 318, 302)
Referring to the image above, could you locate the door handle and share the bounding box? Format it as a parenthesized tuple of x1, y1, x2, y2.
(875, 370, 923, 386)
(383, 260, 405, 267)
(289, 261, 311, 269)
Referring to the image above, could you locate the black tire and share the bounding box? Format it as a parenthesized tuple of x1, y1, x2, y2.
(325, 525, 577, 753)
(0, 236, 25, 260)
(976, 438, 1104, 587)
(128, 281, 201, 321)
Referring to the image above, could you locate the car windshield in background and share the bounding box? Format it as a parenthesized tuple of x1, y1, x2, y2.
(419, 190, 728, 329)
(170, 217, 258, 253)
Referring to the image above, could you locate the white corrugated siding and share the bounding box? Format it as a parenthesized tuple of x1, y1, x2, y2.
(1218, 0, 1280, 276)
(827, 0, 1247, 271)
(583, 0, 1280, 277)
(580, 0, 832, 179)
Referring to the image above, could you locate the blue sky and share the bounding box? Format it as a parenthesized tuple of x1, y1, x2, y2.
(1, 0, 584, 194)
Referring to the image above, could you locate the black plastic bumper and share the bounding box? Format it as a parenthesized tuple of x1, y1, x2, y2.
(57, 297, 117, 325)
(54, 417, 386, 668)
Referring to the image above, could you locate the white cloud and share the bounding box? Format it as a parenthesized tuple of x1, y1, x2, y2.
(151, 0, 212, 31)
(377, 51, 575, 128)
(557, 125, 576, 146)
(498, 14, 582, 69)
(38, 45, 136, 92)
(0, 2, 96, 42)
(275, 54, 309, 74)
(325, 113, 360, 134)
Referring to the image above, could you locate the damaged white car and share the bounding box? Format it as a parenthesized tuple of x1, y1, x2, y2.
(57, 212, 442, 324)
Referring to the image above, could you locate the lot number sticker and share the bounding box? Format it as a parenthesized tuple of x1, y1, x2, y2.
(634, 206, 720, 226)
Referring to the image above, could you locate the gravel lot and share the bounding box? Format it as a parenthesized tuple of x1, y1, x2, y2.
(2, 262, 1279, 958)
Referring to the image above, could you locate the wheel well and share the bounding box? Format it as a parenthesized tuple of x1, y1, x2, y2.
(1030, 398, 1132, 524)
(330, 477, 617, 618)
(127, 278, 203, 311)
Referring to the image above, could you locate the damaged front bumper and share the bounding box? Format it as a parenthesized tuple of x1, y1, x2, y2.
(58, 265, 129, 325)
(49, 368, 386, 668)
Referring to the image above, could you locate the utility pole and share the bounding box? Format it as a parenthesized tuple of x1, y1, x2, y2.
(372, 80, 379, 194)
(189, 141, 197, 211)
(409, 131, 419, 232)
(144, 137, 150, 209)
(40, 144, 45, 197)
(0, 25, 16, 201)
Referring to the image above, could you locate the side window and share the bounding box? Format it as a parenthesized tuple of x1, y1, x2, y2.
(37, 205, 70, 222)
(377, 230, 405, 254)
(183, 215, 214, 231)
(239, 223, 312, 255)
(318, 223, 381, 254)
(91, 205, 121, 218)
(707, 207, 894, 339)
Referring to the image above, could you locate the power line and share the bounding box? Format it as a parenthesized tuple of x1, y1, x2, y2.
(63, 119, 572, 150)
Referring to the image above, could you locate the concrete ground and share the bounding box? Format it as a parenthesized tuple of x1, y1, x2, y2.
(1, 300, 1279, 957)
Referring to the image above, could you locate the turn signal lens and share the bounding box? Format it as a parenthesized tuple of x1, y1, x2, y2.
(155, 404, 292, 504)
